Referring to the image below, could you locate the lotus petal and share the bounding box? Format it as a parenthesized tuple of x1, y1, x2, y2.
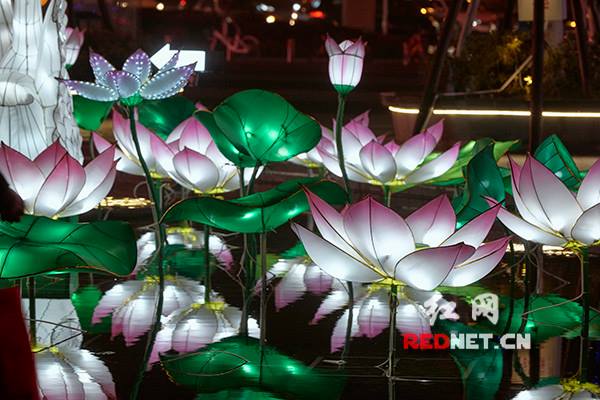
(0, 144, 44, 204)
(61, 80, 118, 102)
(122, 49, 151, 82)
(406, 195, 456, 247)
(393, 244, 475, 291)
(305, 190, 362, 259)
(140, 64, 195, 100)
(571, 203, 600, 245)
(405, 142, 460, 184)
(343, 197, 414, 274)
(33, 154, 85, 217)
(359, 140, 396, 183)
(443, 204, 500, 247)
(172, 148, 220, 193)
(357, 290, 390, 338)
(291, 223, 382, 283)
(104, 70, 141, 99)
(33, 141, 68, 176)
(523, 156, 582, 237)
(395, 299, 431, 336)
(89, 52, 115, 85)
(331, 305, 361, 353)
(492, 203, 566, 246)
(393, 130, 438, 176)
(442, 237, 510, 287)
(577, 158, 600, 210)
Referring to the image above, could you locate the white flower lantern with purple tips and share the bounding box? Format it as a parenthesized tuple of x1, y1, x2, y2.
(292, 190, 509, 290)
(62, 49, 195, 106)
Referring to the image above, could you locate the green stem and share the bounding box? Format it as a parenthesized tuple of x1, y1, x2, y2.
(127, 106, 166, 400)
(501, 238, 517, 335)
(579, 247, 590, 383)
(28, 277, 36, 347)
(388, 284, 398, 400)
(259, 233, 268, 348)
(245, 163, 260, 196)
(258, 233, 268, 385)
(204, 224, 211, 303)
(334, 93, 351, 200)
(383, 186, 392, 208)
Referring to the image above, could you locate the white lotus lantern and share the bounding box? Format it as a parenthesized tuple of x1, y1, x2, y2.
(292, 190, 509, 290)
(0, 141, 117, 218)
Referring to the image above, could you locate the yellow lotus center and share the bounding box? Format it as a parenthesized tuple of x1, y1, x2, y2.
(561, 378, 600, 394)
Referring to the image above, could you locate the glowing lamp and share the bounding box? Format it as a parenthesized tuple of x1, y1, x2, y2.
(488, 155, 600, 247)
(93, 112, 259, 193)
(93, 276, 206, 346)
(0, 141, 117, 218)
(292, 190, 509, 289)
(317, 116, 461, 189)
(150, 299, 259, 365)
(61, 49, 195, 106)
(325, 36, 365, 95)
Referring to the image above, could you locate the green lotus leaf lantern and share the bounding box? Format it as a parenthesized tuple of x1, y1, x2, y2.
(428, 138, 519, 188)
(137, 96, 197, 140)
(161, 336, 344, 399)
(71, 285, 112, 334)
(0, 215, 137, 279)
(198, 90, 322, 167)
(534, 134, 584, 191)
(452, 144, 506, 228)
(72, 95, 113, 131)
(436, 320, 503, 400)
(162, 177, 348, 233)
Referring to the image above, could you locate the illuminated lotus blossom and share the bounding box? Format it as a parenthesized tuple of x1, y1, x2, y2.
(62, 49, 195, 105)
(0, 141, 117, 218)
(318, 118, 460, 188)
(134, 227, 234, 275)
(290, 110, 369, 169)
(0, 0, 83, 160)
(92, 276, 206, 346)
(512, 381, 598, 400)
(315, 284, 439, 353)
(64, 27, 84, 68)
(35, 347, 116, 400)
(93, 113, 260, 193)
(490, 155, 600, 248)
(292, 191, 509, 290)
(290, 125, 334, 168)
(22, 298, 116, 400)
(150, 298, 259, 365)
(262, 257, 336, 310)
(325, 36, 365, 95)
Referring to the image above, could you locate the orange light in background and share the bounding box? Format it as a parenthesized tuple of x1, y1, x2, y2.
(309, 10, 325, 19)
(420, 7, 427, 14)
(41, 0, 49, 5)
(179, 0, 187, 7)
(568, 20, 576, 28)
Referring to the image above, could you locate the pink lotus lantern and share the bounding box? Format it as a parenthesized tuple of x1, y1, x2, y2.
(0, 141, 117, 218)
(318, 118, 460, 190)
(93, 113, 260, 194)
(292, 191, 509, 290)
(325, 36, 365, 95)
(491, 155, 600, 247)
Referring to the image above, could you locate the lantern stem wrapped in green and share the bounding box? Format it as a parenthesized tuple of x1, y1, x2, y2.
(28, 277, 36, 346)
(204, 224, 211, 304)
(126, 105, 166, 400)
(578, 247, 590, 382)
(388, 283, 398, 400)
(259, 233, 268, 349)
(334, 94, 351, 199)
